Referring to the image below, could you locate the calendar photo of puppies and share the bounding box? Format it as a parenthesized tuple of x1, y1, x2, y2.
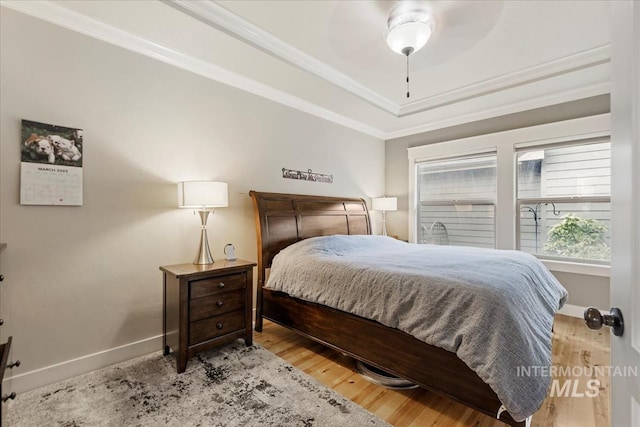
(21, 119, 83, 167)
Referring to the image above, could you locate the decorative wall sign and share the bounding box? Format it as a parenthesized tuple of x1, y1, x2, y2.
(20, 119, 84, 206)
(282, 168, 333, 184)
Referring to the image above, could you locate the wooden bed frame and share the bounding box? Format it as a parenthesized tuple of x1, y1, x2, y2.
(250, 191, 527, 427)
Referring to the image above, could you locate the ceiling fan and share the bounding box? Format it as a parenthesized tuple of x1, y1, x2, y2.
(385, 2, 435, 98)
(327, 0, 503, 101)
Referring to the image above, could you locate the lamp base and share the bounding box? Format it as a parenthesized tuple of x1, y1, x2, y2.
(193, 229, 214, 265)
(382, 210, 388, 236)
(193, 210, 214, 265)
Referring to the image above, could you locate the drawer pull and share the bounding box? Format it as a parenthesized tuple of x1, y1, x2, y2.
(216, 300, 224, 307)
(0, 319, 3, 326)
(216, 322, 224, 329)
(2, 392, 16, 402)
(7, 360, 20, 369)
(0, 274, 4, 282)
(217, 282, 225, 289)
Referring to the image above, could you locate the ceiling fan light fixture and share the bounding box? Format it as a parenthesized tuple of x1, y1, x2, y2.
(385, 4, 435, 98)
(386, 20, 433, 56)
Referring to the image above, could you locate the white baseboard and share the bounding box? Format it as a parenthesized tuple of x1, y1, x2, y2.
(4, 335, 163, 394)
(558, 303, 588, 318)
(6, 309, 260, 394)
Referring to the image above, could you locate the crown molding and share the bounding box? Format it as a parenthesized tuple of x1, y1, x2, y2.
(165, 0, 399, 115)
(385, 81, 610, 140)
(1, 0, 386, 139)
(398, 45, 611, 117)
(166, 0, 611, 124)
(1, 1, 611, 141)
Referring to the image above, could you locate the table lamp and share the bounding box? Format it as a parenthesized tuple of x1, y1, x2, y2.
(372, 197, 397, 236)
(178, 181, 228, 264)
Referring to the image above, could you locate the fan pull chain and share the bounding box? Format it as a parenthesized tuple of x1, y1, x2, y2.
(406, 54, 410, 98)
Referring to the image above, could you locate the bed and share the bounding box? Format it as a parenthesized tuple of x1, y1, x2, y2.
(250, 191, 564, 426)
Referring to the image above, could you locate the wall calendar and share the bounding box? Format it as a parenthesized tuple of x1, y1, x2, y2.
(20, 119, 84, 206)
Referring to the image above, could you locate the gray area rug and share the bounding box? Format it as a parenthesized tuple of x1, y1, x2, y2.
(7, 341, 388, 426)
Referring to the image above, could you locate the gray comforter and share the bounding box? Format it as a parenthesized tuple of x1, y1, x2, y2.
(266, 235, 568, 422)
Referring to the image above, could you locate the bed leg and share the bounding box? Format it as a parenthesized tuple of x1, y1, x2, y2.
(255, 281, 264, 332)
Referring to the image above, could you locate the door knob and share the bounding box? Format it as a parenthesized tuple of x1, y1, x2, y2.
(584, 307, 624, 336)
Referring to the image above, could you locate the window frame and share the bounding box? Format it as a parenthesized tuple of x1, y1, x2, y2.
(407, 113, 611, 276)
(515, 139, 611, 264)
(415, 152, 498, 248)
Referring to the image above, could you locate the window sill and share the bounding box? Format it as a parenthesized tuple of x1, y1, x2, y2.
(541, 259, 610, 277)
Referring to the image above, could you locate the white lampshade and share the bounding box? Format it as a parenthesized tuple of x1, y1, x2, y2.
(372, 197, 397, 212)
(177, 181, 228, 209)
(386, 20, 433, 55)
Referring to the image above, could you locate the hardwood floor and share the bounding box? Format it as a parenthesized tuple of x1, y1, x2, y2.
(254, 314, 610, 427)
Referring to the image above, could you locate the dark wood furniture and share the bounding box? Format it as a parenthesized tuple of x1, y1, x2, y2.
(161, 259, 256, 373)
(1, 243, 18, 427)
(249, 191, 526, 427)
(0, 338, 11, 427)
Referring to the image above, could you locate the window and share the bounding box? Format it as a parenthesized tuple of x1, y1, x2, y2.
(416, 153, 496, 248)
(408, 114, 611, 273)
(516, 140, 611, 263)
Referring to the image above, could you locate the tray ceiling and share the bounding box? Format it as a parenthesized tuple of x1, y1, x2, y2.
(3, 0, 611, 139)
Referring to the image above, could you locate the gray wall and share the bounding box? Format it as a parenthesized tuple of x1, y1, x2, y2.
(551, 271, 609, 308)
(385, 95, 611, 308)
(0, 8, 384, 391)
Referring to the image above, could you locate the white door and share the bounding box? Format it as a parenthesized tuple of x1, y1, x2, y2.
(609, 2, 640, 426)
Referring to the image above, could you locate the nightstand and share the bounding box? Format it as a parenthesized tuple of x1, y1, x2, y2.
(160, 259, 256, 373)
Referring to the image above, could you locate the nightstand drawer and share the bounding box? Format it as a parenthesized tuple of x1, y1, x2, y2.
(189, 311, 245, 345)
(190, 273, 245, 299)
(189, 289, 244, 322)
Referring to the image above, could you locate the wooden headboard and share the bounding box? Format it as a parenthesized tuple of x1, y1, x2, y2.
(249, 191, 371, 285)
